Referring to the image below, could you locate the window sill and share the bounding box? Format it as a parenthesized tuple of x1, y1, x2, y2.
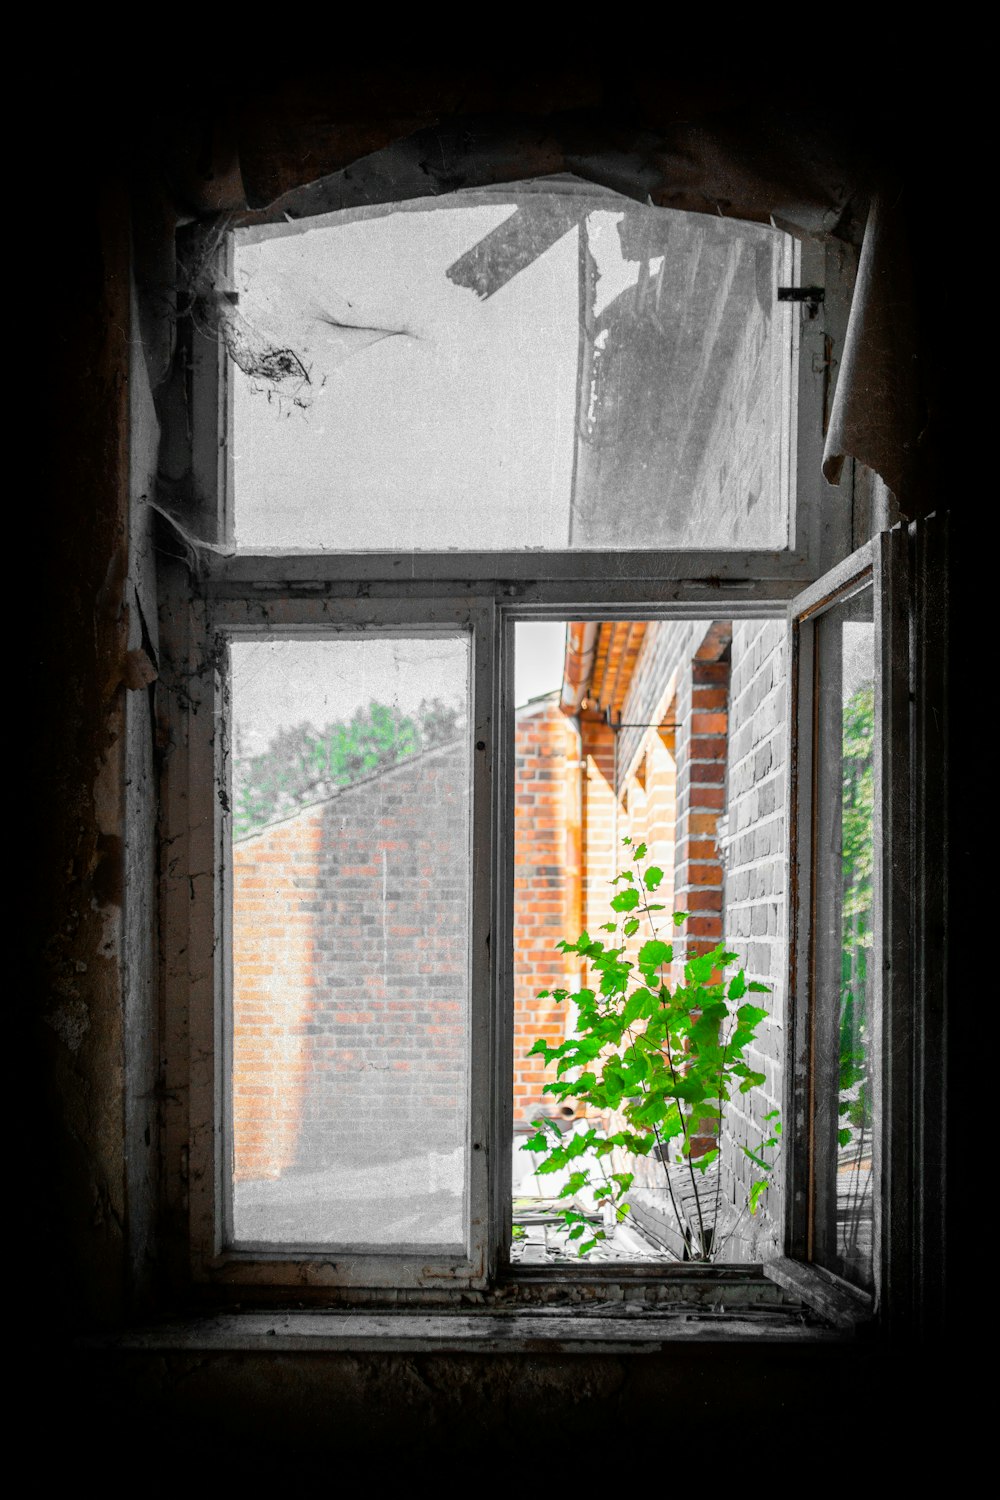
(90, 1285, 864, 1355)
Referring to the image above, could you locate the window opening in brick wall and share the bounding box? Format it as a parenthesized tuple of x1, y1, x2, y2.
(511, 616, 786, 1267)
(166, 176, 870, 1306)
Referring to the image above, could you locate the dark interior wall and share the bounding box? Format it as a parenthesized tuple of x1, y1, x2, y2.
(34, 73, 961, 1453)
(36, 175, 132, 1331)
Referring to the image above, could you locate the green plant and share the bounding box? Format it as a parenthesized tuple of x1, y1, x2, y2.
(837, 682, 876, 1259)
(523, 837, 780, 1259)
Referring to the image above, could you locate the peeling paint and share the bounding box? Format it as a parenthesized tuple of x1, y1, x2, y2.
(46, 998, 91, 1053)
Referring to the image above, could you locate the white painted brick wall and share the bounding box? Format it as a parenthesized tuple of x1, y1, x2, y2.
(720, 619, 786, 1260)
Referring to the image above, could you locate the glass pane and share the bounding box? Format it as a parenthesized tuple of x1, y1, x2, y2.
(229, 190, 793, 551)
(228, 634, 470, 1250)
(811, 587, 877, 1290)
(511, 616, 786, 1265)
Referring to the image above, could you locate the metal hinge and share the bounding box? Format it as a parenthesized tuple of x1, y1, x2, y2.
(778, 285, 825, 319)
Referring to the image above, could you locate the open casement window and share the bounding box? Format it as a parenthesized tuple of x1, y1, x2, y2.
(780, 528, 911, 1324)
(160, 181, 879, 1307)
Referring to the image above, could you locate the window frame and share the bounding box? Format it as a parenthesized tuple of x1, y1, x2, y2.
(157, 197, 916, 1322)
(782, 532, 905, 1318)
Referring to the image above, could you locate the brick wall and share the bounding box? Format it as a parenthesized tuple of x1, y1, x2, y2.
(232, 741, 469, 1181)
(609, 620, 731, 962)
(581, 721, 617, 954)
(672, 647, 731, 959)
(718, 620, 787, 1254)
(577, 617, 787, 1253)
(512, 697, 579, 1125)
(232, 812, 324, 1181)
(683, 235, 790, 547)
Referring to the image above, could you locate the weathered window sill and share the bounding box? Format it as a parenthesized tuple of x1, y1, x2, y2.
(91, 1288, 864, 1355)
(94, 1310, 845, 1353)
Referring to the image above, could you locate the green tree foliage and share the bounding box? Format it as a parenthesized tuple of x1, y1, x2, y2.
(838, 683, 874, 1152)
(524, 839, 779, 1259)
(836, 682, 875, 1266)
(233, 697, 464, 839)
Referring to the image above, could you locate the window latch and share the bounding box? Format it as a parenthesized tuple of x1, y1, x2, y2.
(778, 285, 825, 319)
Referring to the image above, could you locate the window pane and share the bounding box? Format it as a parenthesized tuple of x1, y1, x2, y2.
(811, 588, 877, 1290)
(511, 617, 786, 1265)
(228, 635, 470, 1250)
(229, 192, 793, 551)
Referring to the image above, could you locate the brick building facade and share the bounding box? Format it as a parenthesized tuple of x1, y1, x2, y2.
(233, 742, 468, 1184)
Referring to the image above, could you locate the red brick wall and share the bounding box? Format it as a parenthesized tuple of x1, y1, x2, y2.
(512, 698, 579, 1125)
(581, 721, 617, 946)
(617, 737, 677, 931)
(232, 742, 468, 1181)
(673, 656, 731, 958)
(232, 813, 323, 1180)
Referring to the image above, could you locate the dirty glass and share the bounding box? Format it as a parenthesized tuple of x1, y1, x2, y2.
(227, 634, 470, 1250)
(228, 191, 794, 551)
(811, 588, 877, 1290)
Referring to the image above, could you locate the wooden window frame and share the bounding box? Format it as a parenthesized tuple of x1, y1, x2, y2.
(154, 194, 939, 1332)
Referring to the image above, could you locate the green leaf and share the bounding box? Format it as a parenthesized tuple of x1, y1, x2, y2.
(685, 953, 715, 985)
(611, 888, 640, 912)
(638, 939, 671, 969)
(623, 917, 640, 938)
(837, 1128, 852, 1148)
(633, 842, 647, 859)
(736, 1003, 769, 1029)
(560, 1164, 590, 1200)
(621, 988, 656, 1028)
(643, 865, 665, 890)
(527, 1038, 559, 1063)
(673, 911, 689, 927)
(737, 1070, 766, 1094)
(749, 1178, 768, 1216)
